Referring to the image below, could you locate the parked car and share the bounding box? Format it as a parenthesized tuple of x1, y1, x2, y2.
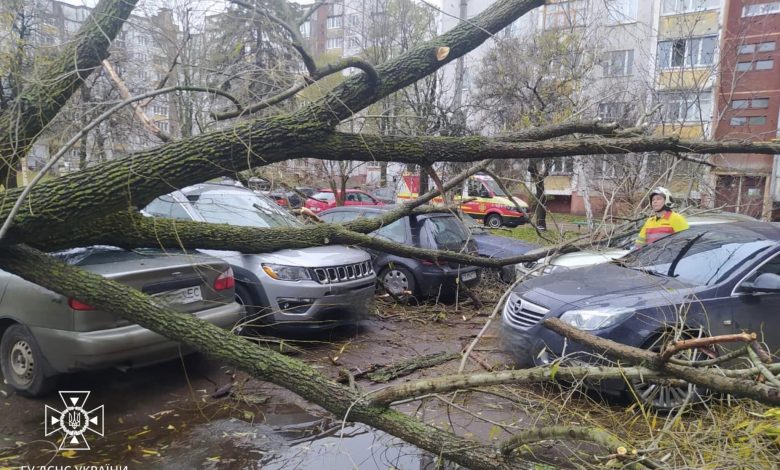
(370, 186, 398, 204)
(502, 221, 780, 410)
(143, 183, 376, 330)
(267, 190, 303, 209)
(397, 173, 530, 227)
(516, 212, 758, 278)
(304, 189, 384, 213)
(460, 214, 539, 283)
(0, 247, 241, 397)
(318, 206, 481, 301)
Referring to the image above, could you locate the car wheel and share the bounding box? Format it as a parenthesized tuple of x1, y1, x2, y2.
(380, 266, 416, 298)
(235, 284, 270, 330)
(628, 330, 716, 412)
(484, 213, 503, 228)
(0, 324, 58, 397)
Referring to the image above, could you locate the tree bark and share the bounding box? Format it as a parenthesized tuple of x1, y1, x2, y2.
(0, 244, 512, 470)
(0, 0, 139, 179)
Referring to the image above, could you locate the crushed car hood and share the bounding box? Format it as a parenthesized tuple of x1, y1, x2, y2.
(515, 262, 698, 313)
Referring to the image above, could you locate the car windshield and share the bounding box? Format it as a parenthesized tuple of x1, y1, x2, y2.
(312, 192, 335, 201)
(424, 215, 470, 250)
(191, 190, 302, 228)
(460, 213, 487, 234)
(481, 178, 508, 197)
(619, 228, 774, 285)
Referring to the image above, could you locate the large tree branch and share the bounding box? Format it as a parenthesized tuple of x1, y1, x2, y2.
(30, 211, 545, 268)
(0, 244, 514, 470)
(543, 318, 780, 406)
(0, 0, 139, 175)
(0, 0, 548, 243)
(295, 133, 780, 166)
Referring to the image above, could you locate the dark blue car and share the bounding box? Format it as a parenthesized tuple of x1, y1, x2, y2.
(319, 206, 481, 301)
(502, 221, 780, 410)
(461, 214, 538, 282)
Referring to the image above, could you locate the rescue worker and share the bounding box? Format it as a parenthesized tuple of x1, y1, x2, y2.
(635, 187, 689, 247)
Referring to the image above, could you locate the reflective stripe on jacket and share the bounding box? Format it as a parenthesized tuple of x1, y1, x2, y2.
(635, 211, 689, 246)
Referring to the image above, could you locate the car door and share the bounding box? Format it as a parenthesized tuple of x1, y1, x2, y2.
(730, 251, 780, 357)
(356, 192, 379, 206)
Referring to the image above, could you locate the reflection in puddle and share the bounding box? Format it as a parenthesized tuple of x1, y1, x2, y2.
(167, 403, 446, 469)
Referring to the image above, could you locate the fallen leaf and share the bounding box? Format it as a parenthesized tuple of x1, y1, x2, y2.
(436, 47, 450, 61)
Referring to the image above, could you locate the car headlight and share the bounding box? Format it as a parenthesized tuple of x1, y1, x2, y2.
(262, 263, 312, 281)
(559, 307, 634, 331)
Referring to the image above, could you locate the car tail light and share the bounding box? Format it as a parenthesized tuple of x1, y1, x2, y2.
(214, 267, 235, 291)
(68, 298, 96, 311)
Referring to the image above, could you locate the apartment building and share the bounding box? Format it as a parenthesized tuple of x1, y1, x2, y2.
(438, 0, 780, 219)
(712, 1, 780, 218)
(4, 0, 181, 173)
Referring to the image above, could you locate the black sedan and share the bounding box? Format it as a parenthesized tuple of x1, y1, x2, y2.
(461, 214, 538, 282)
(318, 206, 481, 301)
(502, 221, 780, 410)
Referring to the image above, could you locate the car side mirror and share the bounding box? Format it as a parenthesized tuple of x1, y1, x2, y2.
(743, 272, 780, 293)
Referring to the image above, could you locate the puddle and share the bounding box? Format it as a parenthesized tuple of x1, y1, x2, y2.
(1, 394, 451, 470)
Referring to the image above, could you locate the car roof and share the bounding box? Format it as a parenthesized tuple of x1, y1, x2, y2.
(180, 182, 256, 196)
(320, 205, 457, 218)
(684, 220, 780, 240)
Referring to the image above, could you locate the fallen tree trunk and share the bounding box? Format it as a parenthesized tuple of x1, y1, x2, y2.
(0, 244, 511, 469)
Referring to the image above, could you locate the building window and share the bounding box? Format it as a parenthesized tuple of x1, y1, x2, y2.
(158, 121, 169, 132)
(657, 36, 717, 69)
(597, 102, 633, 124)
(659, 92, 712, 123)
(326, 15, 343, 29)
(738, 60, 776, 71)
(742, 2, 780, 17)
(736, 61, 752, 71)
(662, 0, 719, 15)
(751, 98, 770, 108)
(602, 49, 634, 76)
(733, 98, 770, 109)
(152, 104, 169, 116)
(348, 37, 360, 49)
(330, 2, 344, 15)
(326, 37, 343, 50)
(299, 21, 310, 38)
(549, 157, 574, 175)
(730, 116, 768, 126)
(758, 41, 776, 52)
(750, 116, 767, 125)
(543, 0, 587, 29)
(606, 0, 638, 24)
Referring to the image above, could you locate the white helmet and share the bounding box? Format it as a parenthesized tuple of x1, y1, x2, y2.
(649, 186, 674, 209)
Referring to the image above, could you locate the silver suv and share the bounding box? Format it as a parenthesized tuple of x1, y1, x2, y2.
(144, 183, 376, 330)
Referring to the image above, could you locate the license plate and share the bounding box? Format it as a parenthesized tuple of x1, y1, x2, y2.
(152, 286, 203, 305)
(461, 271, 477, 282)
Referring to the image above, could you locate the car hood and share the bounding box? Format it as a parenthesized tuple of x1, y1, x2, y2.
(493, 196, 528, 209)
(549, 248, 629, 268)
(473, 233, 538, 259)
(201, 245, 370, 268)
(515, 262, 696, 313)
